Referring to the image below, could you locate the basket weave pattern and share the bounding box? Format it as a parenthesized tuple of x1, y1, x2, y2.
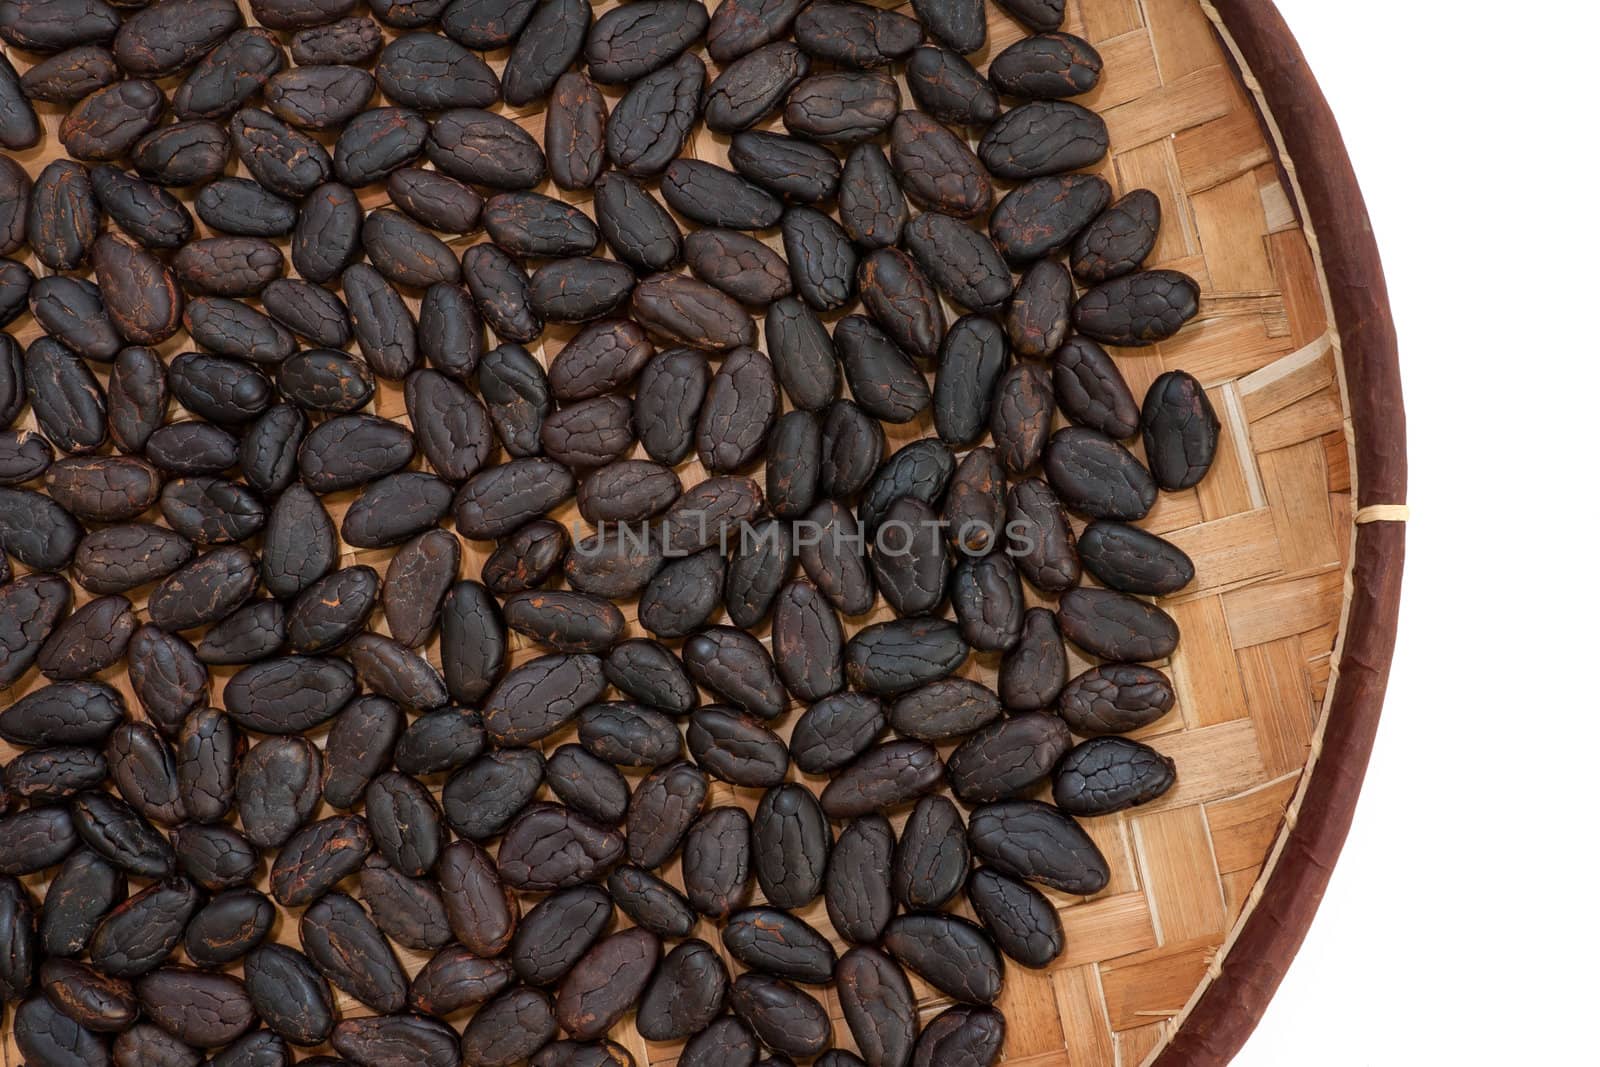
(1, 1, 1358, 1064)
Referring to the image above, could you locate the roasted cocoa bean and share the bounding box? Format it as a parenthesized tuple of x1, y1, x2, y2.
(728, 129, 841, 203)
(906, 44, 997, 124)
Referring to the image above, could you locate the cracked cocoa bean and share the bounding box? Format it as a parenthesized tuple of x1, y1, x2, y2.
(1074, 269, 1200, 347)
(729, 974, 831, 1059)
(605, 52, 704, 177)
(906, 44, 997, 124)
(967, 866, 1064, 967)
(609, 864, 695, 940)
(728, 129, 841, 203)
(585, 0, 707, 84)
(333, 106, 427, 186)
(636, 938, 727, 1040)
(705, 41, 808, 132)
(784, 71, 899, 143)
(1053, 736, 1176, 815)
(1072, 187, 1160, 282)
(501, 0, 588, 105)
(662, 159, 783, 230)
(427, 108, 546, 190)
(1043, 426, 1157, 520)
(546, 71, 608, 190)
(835, 314, 930, 424)
(133, 120, 230, 187)
(966, 800, 1109, 894)
(376, 32, 499, 109)
(946, 711, 1072, 804)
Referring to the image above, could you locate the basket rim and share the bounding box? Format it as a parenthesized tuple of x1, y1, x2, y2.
(1151, 3, 1408, 1064)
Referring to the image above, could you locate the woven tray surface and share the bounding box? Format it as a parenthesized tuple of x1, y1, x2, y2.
(1, 0, 1355, 1063)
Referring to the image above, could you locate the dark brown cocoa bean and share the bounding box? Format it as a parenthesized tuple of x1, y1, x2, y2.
(764, 409, 820, 519)
(836, 946, 918, 1067)
(268, 816, 373, 908)
(1060, 663, 1175, 735)
(632, 273, 757, 353)
(1043, 426, 1157, 520)
(890, 109, 990, 217)
(967, 866, 1064, 967)
(534, 394, 633, 469)
(705, 41, 808, 133)
(290, 16, 381, 64)
(333, 266, 415, 379)
(91, 169, 192, 253)
(990, 361, 1055, 472)
(115, 0, 240, 77)
(1140, 368, 1220, 489)
(605, 52, 704, 177)
(636, 938, 727, 1041)
(60, 78, 164, 161)
(1072, 187, 1160, 282)
(333, 106, 427, 185)
(222, 655, 357, 735)
(500, 589, 621, 654)
(681, 807, 751, 920)
(330, 1014, 461, 1067)
(991, 31, 1102, 98)
(1053, 736, 1177, 815)
(363, 209, 460, 289)
(858, 246, 945, 361)
(585, 0, 706, 83)
(884, 913, 1001, 1005)
(29, 276, 120, 362)
(299, 893, 409, 1014)
(463, 988, 556, 1067)
(0, 573, 72, 687)
(892, 794, 969, 908)
(626, 760, 708, 869)
(21, 45, 118, 105)
(229, 109, 332, 199)
(427, 108, 546, 190)
(546, 71, 607, 190)
(819, 739, 946, 819)
(133, 120, 230, 186)
(376, 31, 499, 109)
(906, 44, 997, 124)
(890, 677, 1000, 742)
(784, 71, 898, 143)
(834, 314, 930, 424)
(945, 711, 1072, 804)
(662, 159, 783, 230)
(979, 99, 1107, 179)
(966, 799, 1109, 894)
(388, 167, 482, 234)
(903, 211, 1014, 312)
(1074, 269, 1201, 347)
(681, 625, 785, 719)
(173, 28, 284, 120)
(501, 0, 589, 106)
(629, 346, 707, 464)
(265, 64, 373, 129)
(911, 0, 985, 52)
(727, 129, 840, 203)
(782, 206, 858, 312)
(728, 975, 831, 1060)
(990, 173, 1110, 266)
(795, 0, 921, 69)
(135, 968, 253, 1049)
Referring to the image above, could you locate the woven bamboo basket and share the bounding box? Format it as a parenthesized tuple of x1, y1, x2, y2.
(1, 0, 1405, 1063)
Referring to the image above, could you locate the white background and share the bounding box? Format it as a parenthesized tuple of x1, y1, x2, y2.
(1234, 2, 1600, 1063)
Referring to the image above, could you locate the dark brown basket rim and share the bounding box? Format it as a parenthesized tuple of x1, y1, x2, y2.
(1153, 3, 1408, 1063)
